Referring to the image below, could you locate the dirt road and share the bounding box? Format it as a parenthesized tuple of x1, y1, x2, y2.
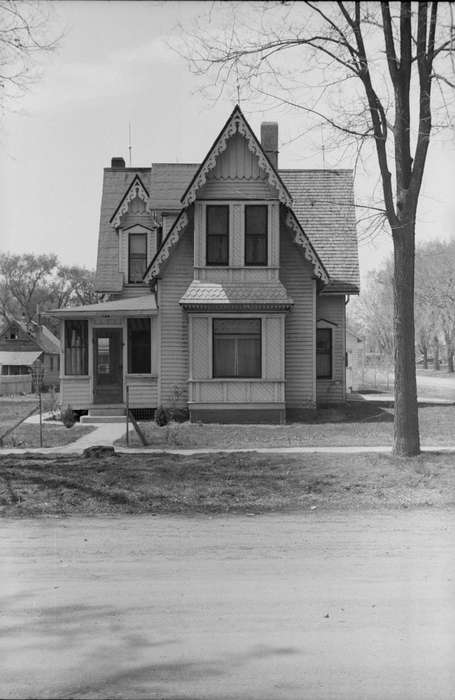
(1, 510, 454, 699)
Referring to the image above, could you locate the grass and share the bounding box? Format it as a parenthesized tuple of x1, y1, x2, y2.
(1, 450, 454, 517)
(0, 397, 95, 449)
(118, 404, 455, 449)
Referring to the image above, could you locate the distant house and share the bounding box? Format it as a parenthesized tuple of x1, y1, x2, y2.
(49, 105, 360, 422)
(0, 318, 60, 394)
(346, 329, 364, 392)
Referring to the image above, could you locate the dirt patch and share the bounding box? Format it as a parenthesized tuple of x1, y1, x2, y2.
(1, 450, 454, 517)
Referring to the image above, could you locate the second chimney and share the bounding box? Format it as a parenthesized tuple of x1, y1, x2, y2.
(260, 122, 278, 169)
(111, 156, 126, 169)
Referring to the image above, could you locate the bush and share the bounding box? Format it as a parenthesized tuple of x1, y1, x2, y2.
(61, 405, 76, 428)
(155, 405, 170, 427)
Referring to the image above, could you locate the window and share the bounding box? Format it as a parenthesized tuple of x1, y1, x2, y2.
(245, 205, 268, 266)
(128, 233, 147, 283)
(316, 328, 332, 378)
(128, 318, 151, 373)
(65, 320, 88, 375)
(206, 205, 229, 265)
(213, 318, 261, 378)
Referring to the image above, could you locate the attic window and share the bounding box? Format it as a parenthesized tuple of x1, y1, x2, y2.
(128, 233, 147, 283)
(9, 332, 17, 340)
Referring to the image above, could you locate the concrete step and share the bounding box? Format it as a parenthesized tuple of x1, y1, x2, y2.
(88, 406, 126, 416)
(80, 415, 126, 424)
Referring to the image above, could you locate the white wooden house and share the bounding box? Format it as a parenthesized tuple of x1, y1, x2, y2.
(49, 106, 359, 422)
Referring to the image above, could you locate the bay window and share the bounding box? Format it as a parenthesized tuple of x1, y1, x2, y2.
(213, 318, 261, 378)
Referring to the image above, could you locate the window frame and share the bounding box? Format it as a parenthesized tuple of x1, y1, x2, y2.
(127, 317, 151, 374)
(206, 204, 229, 266)
(212, 318, 262, 379)
(316, 327, 333, 379)
(128, 232, 148, 283)
(64, 320, 88, 376)
(244, 204, 268, 266)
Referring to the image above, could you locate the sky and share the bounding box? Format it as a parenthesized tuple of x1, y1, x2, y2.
(1, 1, 454, 285)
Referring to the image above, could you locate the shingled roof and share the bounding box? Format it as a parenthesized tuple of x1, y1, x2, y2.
(280, 170, 359, 294)
(96, 162, 359, 294)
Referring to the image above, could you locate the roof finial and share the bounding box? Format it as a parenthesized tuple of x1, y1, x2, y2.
(235, 61, 241, 107)
(128, 122, 132, 167)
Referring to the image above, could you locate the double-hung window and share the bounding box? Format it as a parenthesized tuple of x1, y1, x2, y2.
(316, 328, 332, 378)
(128, 233, 147, 283)
(127, 318, 151, 373)
(65, 320, 88, 375)
(245, 205, 268, 266)
(206, 205, 229, 265)
(213, 319, 261, 378)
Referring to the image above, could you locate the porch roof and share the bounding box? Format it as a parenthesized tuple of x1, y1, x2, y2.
(0, 350, 42, 366)
(46, 294, 157, 318)
(180, 281, 293, 310)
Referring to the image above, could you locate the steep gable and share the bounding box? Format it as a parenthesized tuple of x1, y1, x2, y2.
(181, 105, 292, 207)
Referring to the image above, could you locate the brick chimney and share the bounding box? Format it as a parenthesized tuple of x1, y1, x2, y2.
(260, 122, 278, 169)
(111, 157, 126, 168)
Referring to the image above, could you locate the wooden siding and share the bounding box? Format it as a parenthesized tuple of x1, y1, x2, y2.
(189, 380, 285, 404)
(197, 133, 279, 200)
(126, 376, 158, 407)
(158, 226, 194, 406)
(61, 377, 91, 409)
(279, 227, 316, 408)
(316, 296, 346, 402)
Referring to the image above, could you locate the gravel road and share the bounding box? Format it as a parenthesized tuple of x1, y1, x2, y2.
(1, 510, 454, 699)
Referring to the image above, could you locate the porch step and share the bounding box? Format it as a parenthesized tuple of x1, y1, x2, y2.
(80, 414, 126, 424)
(81, 405, 126, 424)
(88, 406, 126, 417)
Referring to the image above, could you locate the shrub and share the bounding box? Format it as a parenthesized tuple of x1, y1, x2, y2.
(155, 405, 171, 427)
(61, 405, 76, 428)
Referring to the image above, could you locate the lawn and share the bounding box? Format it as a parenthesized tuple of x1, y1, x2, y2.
(119, 404, 455, 449)
(1, 450, 454, 517)
(0, 397, 95, 449)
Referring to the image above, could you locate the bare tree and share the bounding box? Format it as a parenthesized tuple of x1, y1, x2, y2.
(179, 1, 455, 456)
(0, 0, 60, 113)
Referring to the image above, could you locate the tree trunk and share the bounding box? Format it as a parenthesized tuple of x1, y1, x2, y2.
(422, 344, 428, 369)
(433, 336, 440, 371)
(448, 348, 454, 373)
(393, 224, 420, 456)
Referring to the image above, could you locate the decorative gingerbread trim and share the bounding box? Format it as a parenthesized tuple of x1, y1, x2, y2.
(110, 175, 151, 228)
(181, 108, 292, 208)
(285, 211, 329, 283)
(145, 210, 189, 280)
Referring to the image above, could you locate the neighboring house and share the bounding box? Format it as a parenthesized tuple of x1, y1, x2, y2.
(346, 329, 365, 393)
(0, 317, 60, 394)
(49, 106, 359, 422)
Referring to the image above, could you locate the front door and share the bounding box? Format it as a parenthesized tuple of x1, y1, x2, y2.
(93, 328, 123, 404)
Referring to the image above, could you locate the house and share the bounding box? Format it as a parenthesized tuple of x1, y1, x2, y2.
(0, 317, 60, 394)
(49, 106, 359, 423)
(346, 329, 365, 393)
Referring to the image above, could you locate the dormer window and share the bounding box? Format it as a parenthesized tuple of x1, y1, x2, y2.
(245, 205, 268, 266)
(206, 205, 229, 266)
(128, 233, 147, 283)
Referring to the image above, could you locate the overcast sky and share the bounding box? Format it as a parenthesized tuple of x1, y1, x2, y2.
(1, 1, 454, 283)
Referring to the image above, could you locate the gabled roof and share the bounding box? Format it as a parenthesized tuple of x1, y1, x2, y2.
(1, 317, 60, 354)
(180, 105, 293, 208)
(0, 350, 42, 366)
(280, 170, 359, 294)
(150, 163, 199, 211)
(110, 174, 151, 228)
